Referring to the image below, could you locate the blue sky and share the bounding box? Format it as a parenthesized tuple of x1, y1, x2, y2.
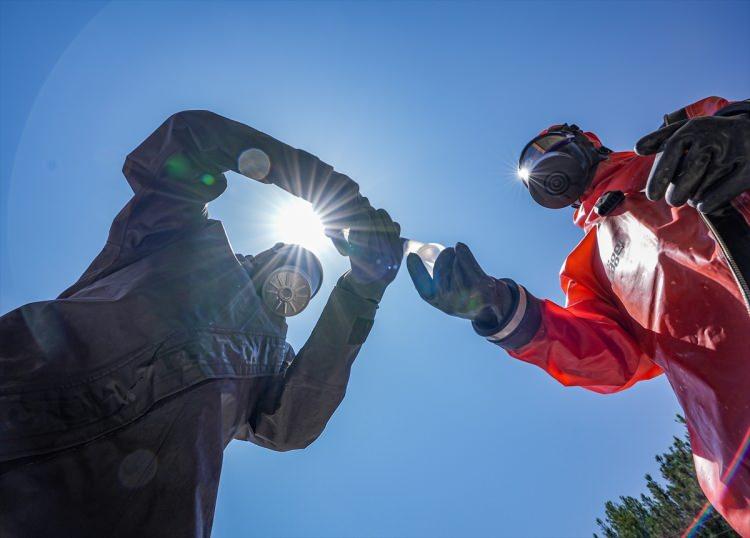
(2, 2, 749, 536)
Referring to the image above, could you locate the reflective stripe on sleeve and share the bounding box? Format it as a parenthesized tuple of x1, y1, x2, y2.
(487, 285, 527, 342)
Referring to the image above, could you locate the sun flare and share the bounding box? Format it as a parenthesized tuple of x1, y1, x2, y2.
(273, 197, 328, 254)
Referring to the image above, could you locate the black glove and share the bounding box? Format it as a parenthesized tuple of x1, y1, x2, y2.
(321, 193, 372, 239)
(340, 207, 402, 302)
(635, 114, 750, 214)
(321, 193, 374, 256)
(407, 242, 513, 326)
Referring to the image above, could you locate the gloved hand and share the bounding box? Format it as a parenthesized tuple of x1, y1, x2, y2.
(635, 114, 750, 214)
(341, 207, 403, 302)
(321, 194, 373, 255)
(407, 242, 513, 326)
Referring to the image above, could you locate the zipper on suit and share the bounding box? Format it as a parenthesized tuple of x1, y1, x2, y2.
(699, 211, 750, 315)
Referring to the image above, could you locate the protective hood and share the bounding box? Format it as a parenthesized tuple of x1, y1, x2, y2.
(539, 126, 604, 149)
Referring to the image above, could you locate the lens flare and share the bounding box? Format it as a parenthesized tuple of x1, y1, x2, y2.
(518, 167, 530, 181)
(682, 425, 750, 537)
(238, 148, 271, 180)
(273, 197, 327, 254)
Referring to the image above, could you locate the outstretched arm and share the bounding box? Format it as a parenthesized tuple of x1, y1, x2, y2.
(407, 235, 661, 394)
(503, 281, 661, 394)
(485, 232, 662, 393)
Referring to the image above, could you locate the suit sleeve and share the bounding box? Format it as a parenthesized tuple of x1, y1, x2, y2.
(661, 96, 730, 126)
(61, 110, 362, 297)
(121, 109, 361, 208)
(489, 232, 663, 394)
(243, 277, 378, 451)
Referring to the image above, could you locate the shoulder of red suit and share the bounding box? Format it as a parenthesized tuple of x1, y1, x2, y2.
(572, 151, 656, 228)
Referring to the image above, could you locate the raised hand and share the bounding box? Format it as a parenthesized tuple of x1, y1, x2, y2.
(342, 207, 403, 302)
(636, 114, 750, 214)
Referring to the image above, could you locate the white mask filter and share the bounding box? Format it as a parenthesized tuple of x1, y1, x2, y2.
(262, 267, 314, 317)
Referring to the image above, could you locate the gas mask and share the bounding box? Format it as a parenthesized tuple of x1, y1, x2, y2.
(241, 243, 323, 317)
(518, 124, 610, 209)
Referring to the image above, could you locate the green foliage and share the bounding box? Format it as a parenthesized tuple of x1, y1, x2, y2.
(595, 416, 737, 538)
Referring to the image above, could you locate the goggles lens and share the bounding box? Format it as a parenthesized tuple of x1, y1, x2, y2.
(519, 132, 576, 174)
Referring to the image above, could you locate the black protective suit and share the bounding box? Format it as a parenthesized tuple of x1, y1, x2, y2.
(0, 111, 380, 537)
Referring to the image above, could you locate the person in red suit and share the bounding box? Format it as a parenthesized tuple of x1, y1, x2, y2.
(408, 96, 750, 534)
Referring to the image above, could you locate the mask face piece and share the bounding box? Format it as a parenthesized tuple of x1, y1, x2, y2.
(519, 125, 606, 209)
(246, 243, 323, 317)
(524, 150, 590, 209)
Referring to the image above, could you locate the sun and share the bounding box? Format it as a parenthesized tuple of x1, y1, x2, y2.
(272, 197, 328, 254)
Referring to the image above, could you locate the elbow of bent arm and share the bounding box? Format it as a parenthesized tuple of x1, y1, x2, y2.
(166, 110, 230, 139)
(544, 358, 659, 394)
(250, 388, 345, 452)
(122, 109, 230, 199)
(123, 110, 223, 171)
(166, 109, 222, 126)
(251, 426, 323, 452)
(512, 348, 658, 394)
(270, 433, 321, 452)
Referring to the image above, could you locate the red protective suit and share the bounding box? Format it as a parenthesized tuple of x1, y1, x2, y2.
(506, 97, 750, 535)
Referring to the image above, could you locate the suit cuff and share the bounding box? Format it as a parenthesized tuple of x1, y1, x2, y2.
(472, 281, 542, 350)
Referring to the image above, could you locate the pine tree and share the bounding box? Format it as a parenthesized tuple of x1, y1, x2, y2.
(595, 416, 737, 537)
